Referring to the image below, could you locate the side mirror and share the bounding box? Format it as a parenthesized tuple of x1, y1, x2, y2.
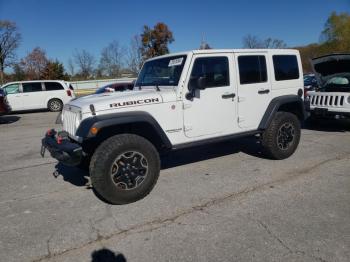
(197, 76, 207, 90)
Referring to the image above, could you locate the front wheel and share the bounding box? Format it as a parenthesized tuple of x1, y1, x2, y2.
(262, 112, 301, 160)
(89, 134, 160, 205)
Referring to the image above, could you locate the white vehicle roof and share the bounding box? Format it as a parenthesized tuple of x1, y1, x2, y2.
(1, 80, 68, 88)
(146, 49, 300, 61)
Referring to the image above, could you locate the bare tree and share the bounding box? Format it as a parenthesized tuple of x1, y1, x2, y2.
(126, 35, 142, 75)
(21, 47, 48, 80)
(98, 40, 125, 78)
(263, 38, 287, 49)
(67, 58, 75, 76)
(242, 34, 262, 48)
(73, 49, 95, 79)
(243, 34, 287, 49)
(0, 20, 21, 83)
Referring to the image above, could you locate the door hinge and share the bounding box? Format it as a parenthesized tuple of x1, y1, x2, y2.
(238, 96, 245, 102)
(184, 125, 193, 131)
(183, 103, 192, 109)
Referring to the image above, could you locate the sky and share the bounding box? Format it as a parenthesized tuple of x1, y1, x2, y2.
(0, 0, 349, 69)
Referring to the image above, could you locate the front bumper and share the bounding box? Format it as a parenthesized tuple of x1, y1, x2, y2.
(41, 129, 83, 166)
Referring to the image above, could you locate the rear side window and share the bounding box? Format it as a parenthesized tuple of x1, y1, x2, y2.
(273, 55, 299, 81)
(23, 83, 42, 93)
(45, 82, 64, 91)
(238, 55, 267, 84)
(190, 57, 229, 88)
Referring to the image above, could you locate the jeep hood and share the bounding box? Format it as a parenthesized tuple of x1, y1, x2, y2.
(68, 88, 176, 113)
(312, 54, 350, 86)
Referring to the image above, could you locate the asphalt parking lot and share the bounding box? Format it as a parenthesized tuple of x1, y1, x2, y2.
(0, 111, 349, 262)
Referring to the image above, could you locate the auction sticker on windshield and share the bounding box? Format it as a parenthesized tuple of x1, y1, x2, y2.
(168, 57, 183, 67)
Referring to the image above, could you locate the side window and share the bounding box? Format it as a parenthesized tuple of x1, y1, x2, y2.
(23, 83, 42, 93)
(238, 55, 267, 84)
(45, 82, 64, 91)
(4, 84, 20, 94)
(273, 55, 299, 81)
(190, 57, 229, 89)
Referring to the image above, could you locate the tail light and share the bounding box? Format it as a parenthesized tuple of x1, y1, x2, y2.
(66, 90, 72, 97)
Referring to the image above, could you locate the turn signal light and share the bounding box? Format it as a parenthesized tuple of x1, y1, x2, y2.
(90, 127, 99, 135)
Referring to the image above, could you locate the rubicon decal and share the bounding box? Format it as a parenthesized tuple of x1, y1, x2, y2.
(110, 98, 160, 108)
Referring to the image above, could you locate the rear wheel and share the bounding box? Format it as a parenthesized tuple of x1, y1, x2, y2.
(89, 134, 160, 205)
(48, 99, 63, 112)
(262, 112, 301, 160)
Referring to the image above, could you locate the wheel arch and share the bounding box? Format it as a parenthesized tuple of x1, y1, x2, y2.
(259, 95, 305, 130)
(77, 111, 172, 153)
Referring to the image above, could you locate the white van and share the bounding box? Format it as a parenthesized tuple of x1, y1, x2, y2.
(1, 80, 75, 112)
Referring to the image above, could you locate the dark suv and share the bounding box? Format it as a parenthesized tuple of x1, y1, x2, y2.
(0, 89, 10, 115)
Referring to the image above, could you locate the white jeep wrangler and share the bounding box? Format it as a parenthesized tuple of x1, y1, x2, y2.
(306, 54, 350, 119)
(42, 49, 305, 204)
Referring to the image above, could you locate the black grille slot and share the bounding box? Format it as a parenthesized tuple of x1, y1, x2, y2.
(330, 96, 333, 105)
(335, 96, 339, 106)
(316, 96, 319, 105)
(324, 96, 328, 105)
(320, 96, 324, 105)
(340, 96, 344, 106)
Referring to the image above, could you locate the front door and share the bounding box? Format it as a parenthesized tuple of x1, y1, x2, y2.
(21, 82, 45, 109)
(235, 53, 272, 129)
(183, 53, 237, 138)
(3, 83, 24, 111)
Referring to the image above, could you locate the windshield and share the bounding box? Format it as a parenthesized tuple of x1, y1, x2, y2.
(136, 55, 187, 87)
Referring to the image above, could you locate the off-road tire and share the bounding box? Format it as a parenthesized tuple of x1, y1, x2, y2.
(89, 134, 160, 205)
(48, 98, 63, 112)
(262, 112, 301, 160)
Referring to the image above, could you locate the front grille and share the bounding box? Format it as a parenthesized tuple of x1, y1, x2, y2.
(310, 94, 345, 107)
(62, 109, 78, 136)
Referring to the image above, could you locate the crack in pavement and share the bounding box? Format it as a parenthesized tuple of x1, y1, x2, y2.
(257, 220, 329, 262)
(0, 161, 57, 174)
(31, 152, 350, 262)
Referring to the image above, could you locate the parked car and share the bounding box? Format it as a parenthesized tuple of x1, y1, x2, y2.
(303, 74, 318, 97)
(95, 81, 135, 94)
(0, 88, 10, 115)
(305, 53, 350, 119)
(1, 80, 75, 112)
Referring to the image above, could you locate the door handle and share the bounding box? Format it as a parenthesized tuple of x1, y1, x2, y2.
(258, 89, 270, 94)
(222, 93, 236, 99)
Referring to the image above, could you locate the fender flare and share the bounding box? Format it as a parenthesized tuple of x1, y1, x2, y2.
(258, 95, 306, 130)
(76, 111, 172, 148)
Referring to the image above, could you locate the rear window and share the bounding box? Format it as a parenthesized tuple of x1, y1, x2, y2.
(23, 83, 42, 92)
(238, 55, 267, 84)
(273, 55, 299, 81)
(45, 82, 64, 91)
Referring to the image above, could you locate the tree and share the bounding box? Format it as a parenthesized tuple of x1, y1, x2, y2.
(242, 34, 262, 48)
(243, 34, 287, 49)
(140, 22, 174, 61)
(41, 60, 67, 80)
(73, 49, 95, 79)
(12, 63, 25, 81)
(21, 47, 48, 80)
(98, 41, 125, 78)
(0, 20, 21, 84)
(67, 58, 75, 76)
(127, 35, 143, 75)
(320, 11, 350, 51)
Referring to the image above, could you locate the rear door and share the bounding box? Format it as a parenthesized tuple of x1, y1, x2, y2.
(236, 53, 271, 129)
